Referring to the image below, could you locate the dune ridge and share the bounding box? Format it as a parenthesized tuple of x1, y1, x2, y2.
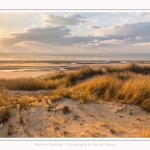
(0, 63, 150, 137)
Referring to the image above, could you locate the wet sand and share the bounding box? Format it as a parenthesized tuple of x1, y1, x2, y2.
(0, 60, 150, 79)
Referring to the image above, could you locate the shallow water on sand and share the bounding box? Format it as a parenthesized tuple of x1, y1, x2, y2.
(0, 53, 150, 72)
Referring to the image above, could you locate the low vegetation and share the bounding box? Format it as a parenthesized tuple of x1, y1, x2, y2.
(0, 63, 150, 114)
(140, 130, 150, 138)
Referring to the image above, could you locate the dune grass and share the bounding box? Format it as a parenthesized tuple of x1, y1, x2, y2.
(47, 63, 150, 112)
(140, 130, 150, 138)
(48, 73, 150, 108)
(0, 63, 150, 112)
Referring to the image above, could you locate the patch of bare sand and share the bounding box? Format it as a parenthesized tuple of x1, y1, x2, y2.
(0, 72, 51, 79)
(0, 61, 80, 79)
(0, 98, 150, 138)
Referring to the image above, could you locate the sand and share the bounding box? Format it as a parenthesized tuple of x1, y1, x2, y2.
(0, 61, 150, 137)
(0, 98, 150, 138)
(0, 72, 50, 79)
(0, 60, 149, 79)
(0, 61, 81, 79)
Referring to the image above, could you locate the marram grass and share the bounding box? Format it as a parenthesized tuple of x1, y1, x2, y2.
(0, 63, 150, 112)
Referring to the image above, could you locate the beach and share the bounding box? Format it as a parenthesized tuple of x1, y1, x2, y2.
(0, 60, 81, 78)
(0, 60, 150, 79)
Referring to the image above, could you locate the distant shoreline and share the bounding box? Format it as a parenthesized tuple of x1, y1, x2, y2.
(0, 60, 150, 63)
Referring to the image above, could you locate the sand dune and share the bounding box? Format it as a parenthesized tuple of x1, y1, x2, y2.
(0, 98, 150, 138)
(0, 63, 150, 138)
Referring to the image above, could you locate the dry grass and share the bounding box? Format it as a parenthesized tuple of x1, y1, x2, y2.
(0, 63, 150, 112)
(140, 130, 150, 138)
(0, 63, 149, 90)
(47, 63, 150, 112)
(0, 78, 59, 90)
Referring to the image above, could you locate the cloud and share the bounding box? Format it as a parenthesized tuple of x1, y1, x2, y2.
(0, 26, 75, 53)
(136, 12, 150, 17)
(101, 22, 150, 40)
(43, 14, 90, 26)
(14, 26, 73, 46)
(1, 21, 150, 53)
(87, 26, 100, 29)
(7, 22, 150, 44)
(73, 21, 150, 52)
(110, 12, 120, 15)
(3, 26, 102, 47)
(122, 18, 132, 24)
(74, 39, 125, 47)
(93, 19, 98, 22)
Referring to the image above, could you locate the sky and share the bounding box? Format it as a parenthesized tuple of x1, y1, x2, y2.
(0, 12, 150, 53)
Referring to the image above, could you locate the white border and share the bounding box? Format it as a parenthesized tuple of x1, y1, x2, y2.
(0, 0, 150, 9)
(0, 10, 150, 12)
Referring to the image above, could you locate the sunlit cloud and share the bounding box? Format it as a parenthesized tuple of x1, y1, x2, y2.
(0, 12, 150, 53)
(122, 18, 132, 24)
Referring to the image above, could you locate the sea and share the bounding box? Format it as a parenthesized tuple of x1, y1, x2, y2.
(0, 53, 150, 61)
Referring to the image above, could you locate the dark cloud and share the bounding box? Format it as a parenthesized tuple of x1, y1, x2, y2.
(87, 26, 100, 29)
(8, 26, 103, 46)
(15, 26, 72, 46)
(74, 22, 150, 47)
(102, 22, 150, 41)
(43, 14, 90, 26)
